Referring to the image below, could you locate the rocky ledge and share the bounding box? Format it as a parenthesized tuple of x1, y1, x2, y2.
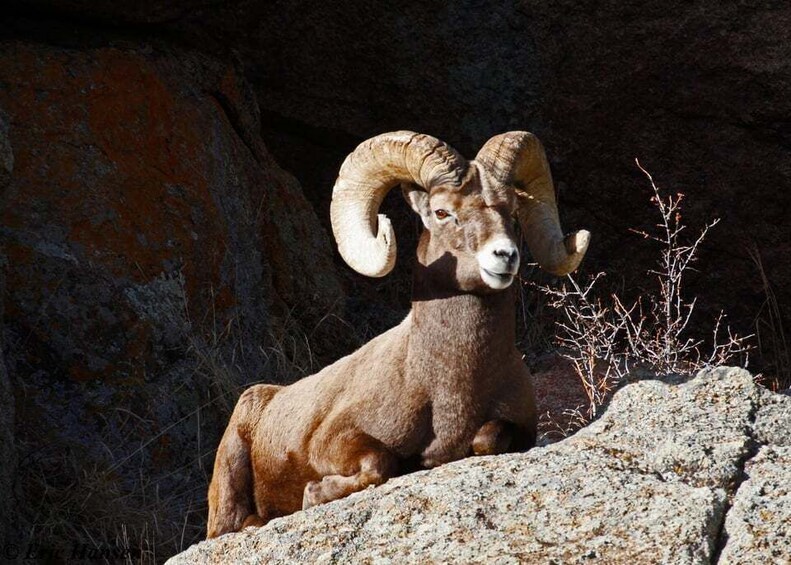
(168, 367, 790, 564)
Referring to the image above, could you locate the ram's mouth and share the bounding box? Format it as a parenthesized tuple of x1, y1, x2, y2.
(480, 268, 515, 289)
(483, 268, 514, 280)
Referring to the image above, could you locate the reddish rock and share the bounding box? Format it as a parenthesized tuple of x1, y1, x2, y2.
(0, 40, 343, 550)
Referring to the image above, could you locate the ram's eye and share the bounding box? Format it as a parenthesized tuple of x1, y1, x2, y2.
(434, 209, 450, 220)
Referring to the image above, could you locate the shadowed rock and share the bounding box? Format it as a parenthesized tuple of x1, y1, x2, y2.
(0, 107, 15, 546)
(0, 40, 343, 548)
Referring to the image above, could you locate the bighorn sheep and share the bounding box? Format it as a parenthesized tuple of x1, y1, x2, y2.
(207, 131, 589, 538)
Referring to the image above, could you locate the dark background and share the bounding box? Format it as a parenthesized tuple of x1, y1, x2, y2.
(1, 0, 788, 559)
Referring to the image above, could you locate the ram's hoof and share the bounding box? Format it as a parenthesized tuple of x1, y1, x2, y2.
(302, 480, 323, 510)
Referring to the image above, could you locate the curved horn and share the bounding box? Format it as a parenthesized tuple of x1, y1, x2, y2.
(475, 132, 589, 276)
(331, 131, 466, 277)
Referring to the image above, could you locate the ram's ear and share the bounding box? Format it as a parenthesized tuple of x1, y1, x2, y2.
(401, 183, 432, 229)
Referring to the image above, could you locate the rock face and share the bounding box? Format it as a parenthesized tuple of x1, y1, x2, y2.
(0, 107, 15, 546)
(167, 367, 790, 564)
(0, 40, 343, 378)
(0, 40, 343, 548)
(5, 1, 789, 379)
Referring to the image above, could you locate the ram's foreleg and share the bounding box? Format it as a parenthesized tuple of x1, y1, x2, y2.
(303, 424, 398, 509)
(207, 384, 282, 538)
(472, 419, 536, 456)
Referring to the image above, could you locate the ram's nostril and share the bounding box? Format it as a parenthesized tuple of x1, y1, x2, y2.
(493, 248, 518, 261)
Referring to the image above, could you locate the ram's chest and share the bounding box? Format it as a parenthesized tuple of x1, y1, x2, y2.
(365, 395, 433, 458)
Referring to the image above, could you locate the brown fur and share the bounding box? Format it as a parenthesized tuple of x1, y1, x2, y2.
(207, 162, 538, 539)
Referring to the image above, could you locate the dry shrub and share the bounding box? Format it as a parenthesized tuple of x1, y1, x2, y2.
(536, 160, 753, 421)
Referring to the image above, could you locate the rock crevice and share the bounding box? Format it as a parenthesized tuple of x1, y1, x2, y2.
(716, 388, 791, 563)
(711, 388, 762, 563)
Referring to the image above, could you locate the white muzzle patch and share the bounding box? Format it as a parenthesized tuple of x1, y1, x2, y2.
(477, 238, 520, 290)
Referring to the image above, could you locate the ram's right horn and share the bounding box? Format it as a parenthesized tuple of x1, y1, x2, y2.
(475, 131, 589, 276)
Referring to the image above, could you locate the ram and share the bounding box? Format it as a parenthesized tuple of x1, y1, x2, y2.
(207, 131, 589, 538)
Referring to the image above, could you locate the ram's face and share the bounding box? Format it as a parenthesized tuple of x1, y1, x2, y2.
(417, 165, 520, 292)
(332, 131, 588, 284)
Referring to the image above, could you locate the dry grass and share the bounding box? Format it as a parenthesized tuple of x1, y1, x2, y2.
(537, 405, 589, 445)
(12, 272, 328, 563)
(748, 244, 790, 391)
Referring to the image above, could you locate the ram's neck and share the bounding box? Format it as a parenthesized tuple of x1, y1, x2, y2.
(410, 288, 516, 355)
(408, 251, 517, 389)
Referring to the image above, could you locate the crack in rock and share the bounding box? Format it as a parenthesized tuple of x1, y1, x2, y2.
(711, 391, 762, 563)
(715, 390, 791, 564)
